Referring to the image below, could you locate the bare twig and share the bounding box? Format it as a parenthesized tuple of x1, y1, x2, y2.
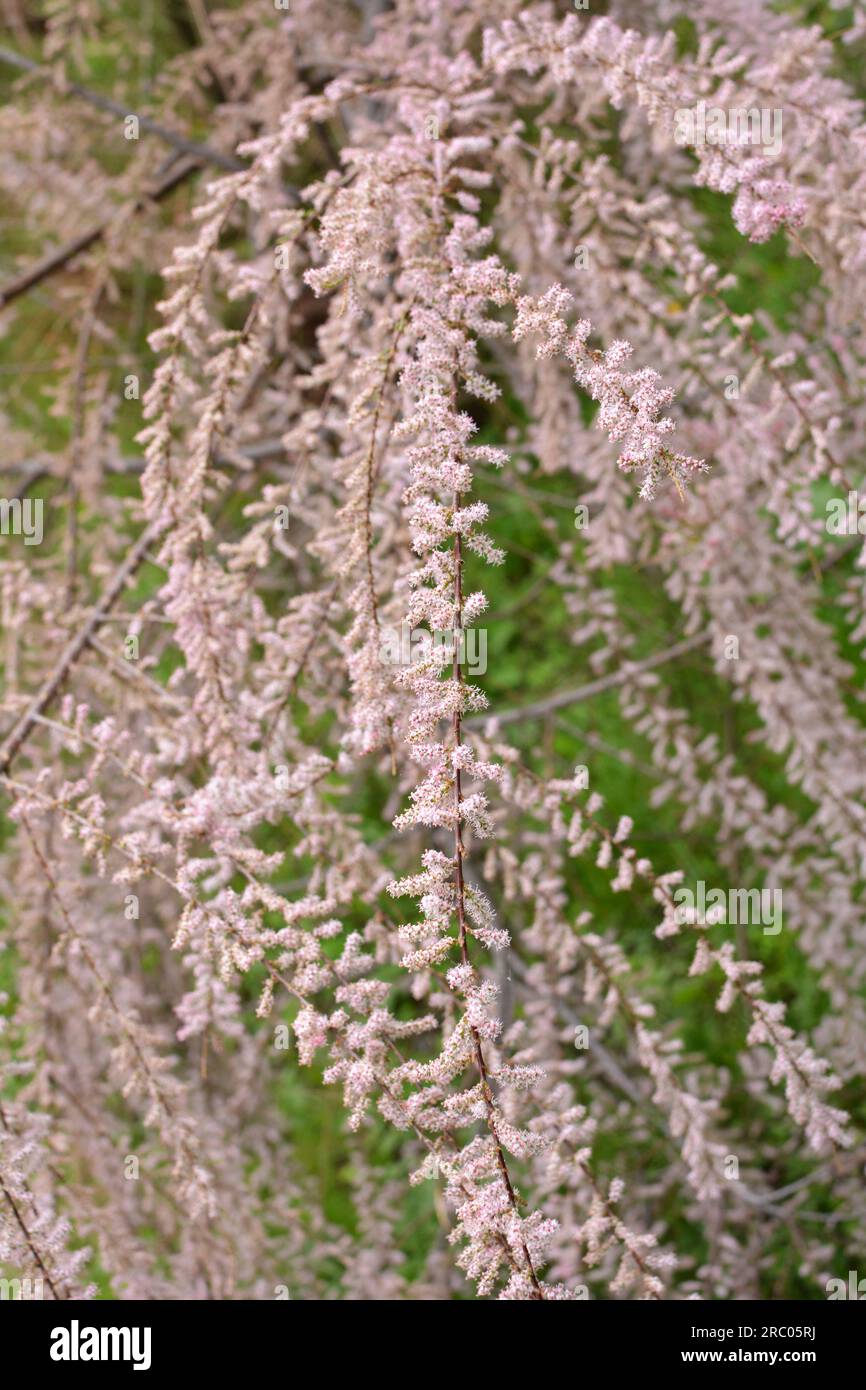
(0, 519, 164, 777)
(466, 631, 712, 728)
(0, 157, 200, 310)
(0, 46, 245, 173)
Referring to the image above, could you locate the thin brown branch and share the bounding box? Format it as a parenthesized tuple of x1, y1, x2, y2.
(467, 631, 712, 728)
(0, 46, 245, 173)
(0, 156, 200, 311)
(452, 498, 544, 1300)
(0, 518, 163, 777)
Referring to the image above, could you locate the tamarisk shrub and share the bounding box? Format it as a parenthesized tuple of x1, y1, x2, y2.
(1, 0, 865, 1300)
